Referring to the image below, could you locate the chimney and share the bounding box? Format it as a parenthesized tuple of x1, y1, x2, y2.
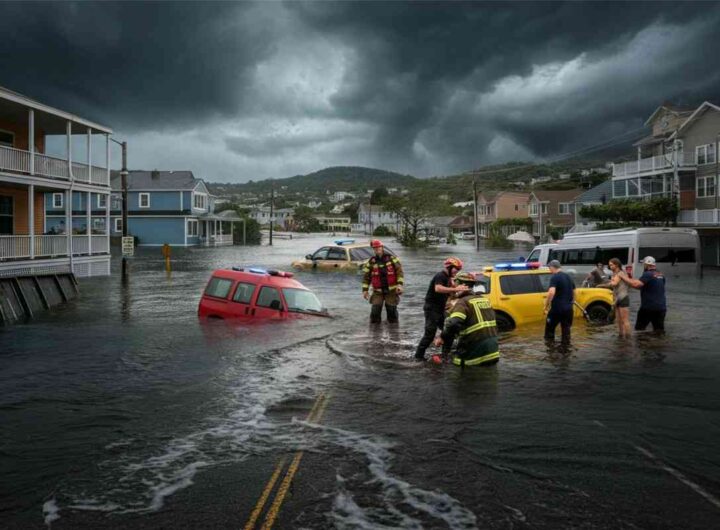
(151, 169, 160, 179)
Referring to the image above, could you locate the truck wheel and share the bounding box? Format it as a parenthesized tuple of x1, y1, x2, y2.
(495, 312, 514, 332)
(586, 303, 611, 324)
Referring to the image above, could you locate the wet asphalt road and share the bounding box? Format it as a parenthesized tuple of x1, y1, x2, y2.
(2, 234, 720, 529)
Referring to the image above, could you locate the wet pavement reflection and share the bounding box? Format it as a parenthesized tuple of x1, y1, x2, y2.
(1, 235, 720, 529)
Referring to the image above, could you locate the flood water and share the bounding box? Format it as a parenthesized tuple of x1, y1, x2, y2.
(2, 235, 720, 529)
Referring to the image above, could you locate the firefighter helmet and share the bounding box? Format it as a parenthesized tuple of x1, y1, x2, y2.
(443, 257, 463, 270)
(370, 239, 384, 248)
(454, 271, 476, 285)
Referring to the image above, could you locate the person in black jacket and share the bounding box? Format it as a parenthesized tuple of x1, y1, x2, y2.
(414, 257, 468, 360)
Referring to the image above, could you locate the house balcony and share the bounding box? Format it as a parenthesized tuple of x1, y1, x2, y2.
(0, 234, 110, 261)
(612, 153, 696, 178)
(0, 145, 109, 187)
(677, 208, 720, 226)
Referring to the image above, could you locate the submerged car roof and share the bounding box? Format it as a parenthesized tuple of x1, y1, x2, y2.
(210, 268, 308, 289)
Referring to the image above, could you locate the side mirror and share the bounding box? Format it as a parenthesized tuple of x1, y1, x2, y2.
(305, 254, 313, 260)
(270, 299, 282, 311)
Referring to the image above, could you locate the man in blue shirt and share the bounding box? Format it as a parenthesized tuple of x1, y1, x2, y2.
(623, 256, 666, 332)
(544, 260, 576, 345)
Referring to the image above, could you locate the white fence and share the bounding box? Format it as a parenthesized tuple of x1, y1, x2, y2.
(1, 233, 111, 262)
(0, 145, 109, 186)
(613, 152, 695, 178)
(0, 236, 31, 259)
(35, 235, 68, 257)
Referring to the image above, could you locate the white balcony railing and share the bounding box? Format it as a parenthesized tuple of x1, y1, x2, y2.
(678, 209, 720, 225)
(613, 152, 696, 178)
(91, 235, 109, 253)
(0, 145, 109, 186)
(72, 235, 89, 255)
(35, 235, 69, 257)
(0, 236, 31, 260)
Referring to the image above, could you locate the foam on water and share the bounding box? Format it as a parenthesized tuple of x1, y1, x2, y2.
(42, 499, 60, 526)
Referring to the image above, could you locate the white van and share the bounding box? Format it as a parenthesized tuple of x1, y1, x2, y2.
(526, 227, 700, 278)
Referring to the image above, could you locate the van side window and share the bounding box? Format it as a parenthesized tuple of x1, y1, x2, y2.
(205, 277, 233, 299)
(499, 274, 542, 295)
(232, 282, 256, 304)
(327, 248, 347, 260)
(599, 248, 629, 264)
(312, 247, 330, 260)
(527, 249, 541, 262)
(256, 287, 282, 308)
(639, 247, 696, 263)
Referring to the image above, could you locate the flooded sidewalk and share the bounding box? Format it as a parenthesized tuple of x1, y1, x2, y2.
(2, 236, 720, 529)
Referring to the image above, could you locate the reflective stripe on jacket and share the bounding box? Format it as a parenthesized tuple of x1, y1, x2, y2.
(362, 253, 404, 293)
(441, 292, 499, 364)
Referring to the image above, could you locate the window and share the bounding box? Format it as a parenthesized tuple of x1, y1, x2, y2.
(526, 249, 541, 262)
(696, 143, 716, 165)
(697, 176, 716, 198)
(550, 247, 629, 265)
(97, 195, 108, 209)
(639, 247, 696, 263)
(476, 275, 491, 294)
(541, 203, 547, 214)
(327, 248, 347, 260)
(613, 180, 627, 198)
(193, 193, 207, 209)
(139, 193, 150, 208)
(256, 286, 282, 308)
(0, 130, 14, 147)
(0, 195, 12, 235)
(91, 217, 106, 234)
(499, 274, 542, 295)
(282, 288, 323, 313)
(187, 219, 199, 237)
(627, 179, 640, 197)
(530, 203, 538, 215)
(558, 202, 571, 215)
(53, 193, 63, 209)
(312, 247, 330, 260)
(114, 218, 123, 232)
(204, 277, 233, 299)
(232, 282, 256, 304)
(111, 196, 121, 210)
(350, 247, 374, 260)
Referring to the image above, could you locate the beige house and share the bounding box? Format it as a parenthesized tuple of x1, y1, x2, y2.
(476, 191, 530, 237)
(529, 189, 582, 239)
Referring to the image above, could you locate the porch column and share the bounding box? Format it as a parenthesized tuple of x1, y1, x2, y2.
(87, 128, 92, 184)
(66, 189, 72, 257)
(106, 134, 110, 184)
(105, 193, 110, 245)
(28, 184, 35, 259)
(28, 109, 35, 175)
(66, 121, 73, 177)
(87, 191, 92, 255)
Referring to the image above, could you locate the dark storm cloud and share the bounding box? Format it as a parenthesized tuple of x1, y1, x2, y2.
(2, 1, 720, 179)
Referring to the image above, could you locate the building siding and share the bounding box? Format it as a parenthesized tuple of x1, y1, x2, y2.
(0, 186, 44, 234)
(121, 217, 186, 245)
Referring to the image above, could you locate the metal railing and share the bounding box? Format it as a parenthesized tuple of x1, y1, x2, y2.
(678, 209, 720, 225)
(0, 145, 109, 186)
(613, 152, 695, 178)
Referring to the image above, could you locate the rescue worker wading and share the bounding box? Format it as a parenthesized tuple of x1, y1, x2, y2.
(362, 239, 404, 323)
(414, 257, 467, 360)
(433, 272, 500, 367)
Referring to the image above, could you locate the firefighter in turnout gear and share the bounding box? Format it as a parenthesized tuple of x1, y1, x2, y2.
(434, 272, 500, 367)
(362, 239, 404, 323)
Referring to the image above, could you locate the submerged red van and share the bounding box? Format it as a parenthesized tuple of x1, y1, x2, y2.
(198, 267, 329, 320)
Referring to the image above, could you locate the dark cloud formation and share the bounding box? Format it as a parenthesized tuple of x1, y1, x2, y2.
(1, 1, 719, 180)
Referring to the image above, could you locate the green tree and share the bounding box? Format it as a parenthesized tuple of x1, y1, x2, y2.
(371, 187, 389, 204)
(293, 206, 322, 232)
(384, 190, 438, 247)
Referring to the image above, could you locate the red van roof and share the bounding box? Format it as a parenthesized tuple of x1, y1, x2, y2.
(210, 268, 307, 290)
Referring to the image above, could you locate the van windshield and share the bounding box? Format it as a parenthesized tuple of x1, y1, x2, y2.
(282, 288, 324, 313)
(527, 249, 541, 262)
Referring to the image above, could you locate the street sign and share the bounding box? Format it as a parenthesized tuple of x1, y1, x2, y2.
(122, 236, 134, 256)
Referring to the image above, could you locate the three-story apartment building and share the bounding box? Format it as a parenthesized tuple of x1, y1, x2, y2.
(612, 101, 720, 265)
(0, 86, 112, 277)
(529, 189, 582, 240)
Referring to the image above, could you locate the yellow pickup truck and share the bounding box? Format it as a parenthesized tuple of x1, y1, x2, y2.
(472, 263, 614, 331)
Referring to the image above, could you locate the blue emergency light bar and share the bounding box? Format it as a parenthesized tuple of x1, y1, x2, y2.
(249, 267, 268, 274)
(334, 239, 355, 245)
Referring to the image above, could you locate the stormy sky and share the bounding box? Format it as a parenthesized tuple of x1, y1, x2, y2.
(2, 1, 719, 182)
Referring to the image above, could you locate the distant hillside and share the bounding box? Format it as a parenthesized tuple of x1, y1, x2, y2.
(208, 166, 417, 196)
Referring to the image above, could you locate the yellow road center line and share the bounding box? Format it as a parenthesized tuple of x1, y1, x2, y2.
(259, 393, 330, 530)
(244, 393, 327, 530)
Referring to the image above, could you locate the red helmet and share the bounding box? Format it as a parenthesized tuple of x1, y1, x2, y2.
(444, 257, 463, 270)
(370, 239, 384, 248)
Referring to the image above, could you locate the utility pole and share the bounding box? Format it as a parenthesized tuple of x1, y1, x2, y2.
(473, 178, 479, 251)
(269, 180, 274, 246)
(109, 139, 130, 280)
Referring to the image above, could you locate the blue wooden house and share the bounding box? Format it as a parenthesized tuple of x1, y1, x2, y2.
(47, 170, 241, 247)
